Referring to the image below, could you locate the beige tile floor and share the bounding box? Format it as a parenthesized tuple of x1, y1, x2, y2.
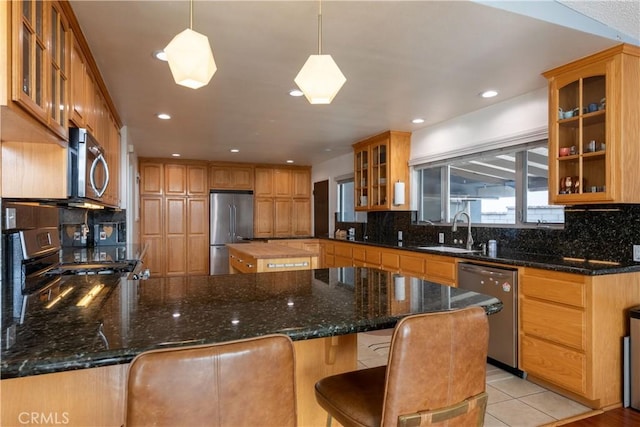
(358, 330, 592, 427)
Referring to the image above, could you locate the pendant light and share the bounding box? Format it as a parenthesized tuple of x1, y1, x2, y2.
(294, 0, 346, 104)
(164, 0, 216, 89)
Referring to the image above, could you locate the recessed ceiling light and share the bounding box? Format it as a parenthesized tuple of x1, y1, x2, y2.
(289, 89, 304, 97)
(153, 50, 168, 61)
(230, 149, 240, 153)
(157, 113, 171, 120)
(286, 160, 294, 164)
(171, 153, 181, 157)
(481, 90, 498, 98)
(411, 118, 425, 124)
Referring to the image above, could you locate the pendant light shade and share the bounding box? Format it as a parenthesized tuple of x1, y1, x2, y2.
(295, 0, 345, 104)
(164, 0, 216, 89)
(165, 29, 216, 89)
(294, 54, 346, 104)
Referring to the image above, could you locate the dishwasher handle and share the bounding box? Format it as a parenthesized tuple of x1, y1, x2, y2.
(459, 264, 512, 279)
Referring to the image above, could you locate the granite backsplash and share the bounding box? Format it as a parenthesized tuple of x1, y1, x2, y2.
(336, 204, 640, 264)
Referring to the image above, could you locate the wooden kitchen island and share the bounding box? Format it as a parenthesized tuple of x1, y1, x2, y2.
(227, 242, 319, 273)
(0, 267, 500, 427)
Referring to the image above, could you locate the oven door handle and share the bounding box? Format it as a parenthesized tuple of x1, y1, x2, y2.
(89, 153, 110, 198)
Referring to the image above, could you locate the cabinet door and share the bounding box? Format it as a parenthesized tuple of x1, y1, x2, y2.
(140, 162, 163, 195)
(274, 198, 292, 237)
(255, 167, 274, 196)
(254, 198, 274, 238)
(274, 168, 292, 197)
(292, 169, 311, 197)
(354, 147, 369, 210)
(187, 165, 208, 196)
(165, 197, 187, 275)
(292, 198, 311, 236)
(230, 166, 254, 189)
(12, 0, 48, 122)
(187, 197, 209, 275)
(141, 197, 163, 275)
(70, 37, 86, 126)
(370, 140, 389, 208)
(165, 164, 187, 195)
(47, 1, 70, 140)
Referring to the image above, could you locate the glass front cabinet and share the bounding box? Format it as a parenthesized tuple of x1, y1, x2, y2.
(353, 131, 411, 211)
(544, 44, 640, 205)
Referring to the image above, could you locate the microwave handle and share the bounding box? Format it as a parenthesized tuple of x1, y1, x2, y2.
(90, 153, 110, 198)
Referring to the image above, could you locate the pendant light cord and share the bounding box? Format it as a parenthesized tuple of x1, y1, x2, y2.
(189, 0, 193, 29)
(317, 0, 322, 55)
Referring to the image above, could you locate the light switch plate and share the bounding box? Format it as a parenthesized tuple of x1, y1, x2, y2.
(438, 233, 445, 244)
(633, 245, 640, 262)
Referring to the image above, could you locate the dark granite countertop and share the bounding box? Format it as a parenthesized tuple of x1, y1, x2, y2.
(324, 237, 640, 276)
(0, 267, 501, 379)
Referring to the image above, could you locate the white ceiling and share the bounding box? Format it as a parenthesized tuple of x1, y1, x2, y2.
(68, 1, 638, 166)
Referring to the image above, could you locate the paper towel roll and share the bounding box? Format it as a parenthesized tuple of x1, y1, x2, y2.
(394, 275, 406, 301)
(393, 181, 405, 205)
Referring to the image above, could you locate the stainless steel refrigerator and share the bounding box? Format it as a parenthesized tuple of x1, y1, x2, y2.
(209, 190, 254, 275)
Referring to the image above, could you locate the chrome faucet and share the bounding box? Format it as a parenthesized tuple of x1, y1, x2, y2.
(452, 210, 474, 250)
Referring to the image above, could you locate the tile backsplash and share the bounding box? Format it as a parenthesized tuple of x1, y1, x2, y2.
(336, 204, 640, 263)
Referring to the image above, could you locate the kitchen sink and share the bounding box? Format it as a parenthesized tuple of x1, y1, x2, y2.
(413, 246, 482, 254)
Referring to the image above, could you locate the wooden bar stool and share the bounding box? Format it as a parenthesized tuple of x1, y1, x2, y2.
(314, 307, 489, 427)
(125, 334, 297, 427)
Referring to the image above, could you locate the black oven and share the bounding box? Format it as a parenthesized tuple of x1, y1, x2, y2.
(2, 228, 61, 349)
(68, 128, 110, 202)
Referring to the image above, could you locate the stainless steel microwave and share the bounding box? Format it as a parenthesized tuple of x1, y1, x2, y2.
(68, 128, 110, 202)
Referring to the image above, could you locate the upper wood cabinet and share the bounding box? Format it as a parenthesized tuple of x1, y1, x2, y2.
(253, 165, 312, 238)
(543, 44, 640, 204)
(353, 131, 411, 211)
(9, 0, 70, 141)
(209, 163, 254, 190)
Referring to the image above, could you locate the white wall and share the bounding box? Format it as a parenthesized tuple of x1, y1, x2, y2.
(410, 87, 548, 164)
(311, 87, 550, 229)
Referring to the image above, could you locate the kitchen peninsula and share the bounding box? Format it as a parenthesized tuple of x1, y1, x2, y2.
(0, 267, 501, 427)
(227, 241, 319, 273)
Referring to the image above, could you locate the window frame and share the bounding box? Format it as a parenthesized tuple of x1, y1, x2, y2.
(414, 140, 563, 228)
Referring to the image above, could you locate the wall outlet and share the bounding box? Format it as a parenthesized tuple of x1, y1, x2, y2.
(5, 208, 16, 229)
(438, 232, 445, 244)
(634, 245, 640, 262)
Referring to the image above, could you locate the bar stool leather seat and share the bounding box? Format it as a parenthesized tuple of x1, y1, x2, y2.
(125, 334, 297, 427)
(315, 307, 489, 427)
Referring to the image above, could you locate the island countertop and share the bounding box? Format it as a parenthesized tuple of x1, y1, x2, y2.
(1, 267, 501, 379)
(226, 241, 319, 258)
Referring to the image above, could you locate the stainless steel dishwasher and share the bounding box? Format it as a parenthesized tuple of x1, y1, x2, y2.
(457, 262, 521, 375)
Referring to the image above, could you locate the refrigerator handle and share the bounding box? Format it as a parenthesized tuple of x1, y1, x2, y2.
(229, 204, 235, 241)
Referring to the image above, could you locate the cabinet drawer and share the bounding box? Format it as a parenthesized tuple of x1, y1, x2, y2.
(521, 299, 585, 350)
(425, 256, 455, 282)
(324, 242, 335, 255)
(229, 252, 257, 273)
(521, 272, 586, 308)
(399, 254, 425, 276)
(334, 244, 353, 259)
(365, 248, 381, 266)
(521, 335, 587, 396)
(352, 246, 366, 262)
(381, 252, 400, 271)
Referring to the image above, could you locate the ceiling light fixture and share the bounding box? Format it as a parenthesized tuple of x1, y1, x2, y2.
(286, 160, 295, 164)
(171, 153, 181, 157)
(289, 89, 304, 97)
(157, 113, 171, 120)
(230, 149, 240, 153)
(294, 0, 346, 104)
(164, 0, 216, 89)
(411, 118, 425, 124)
(481, 90, 498, 98)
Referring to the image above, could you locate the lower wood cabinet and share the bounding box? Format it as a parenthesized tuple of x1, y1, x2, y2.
(139, 160, 209, 276)
(519, 267, 640, 409)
